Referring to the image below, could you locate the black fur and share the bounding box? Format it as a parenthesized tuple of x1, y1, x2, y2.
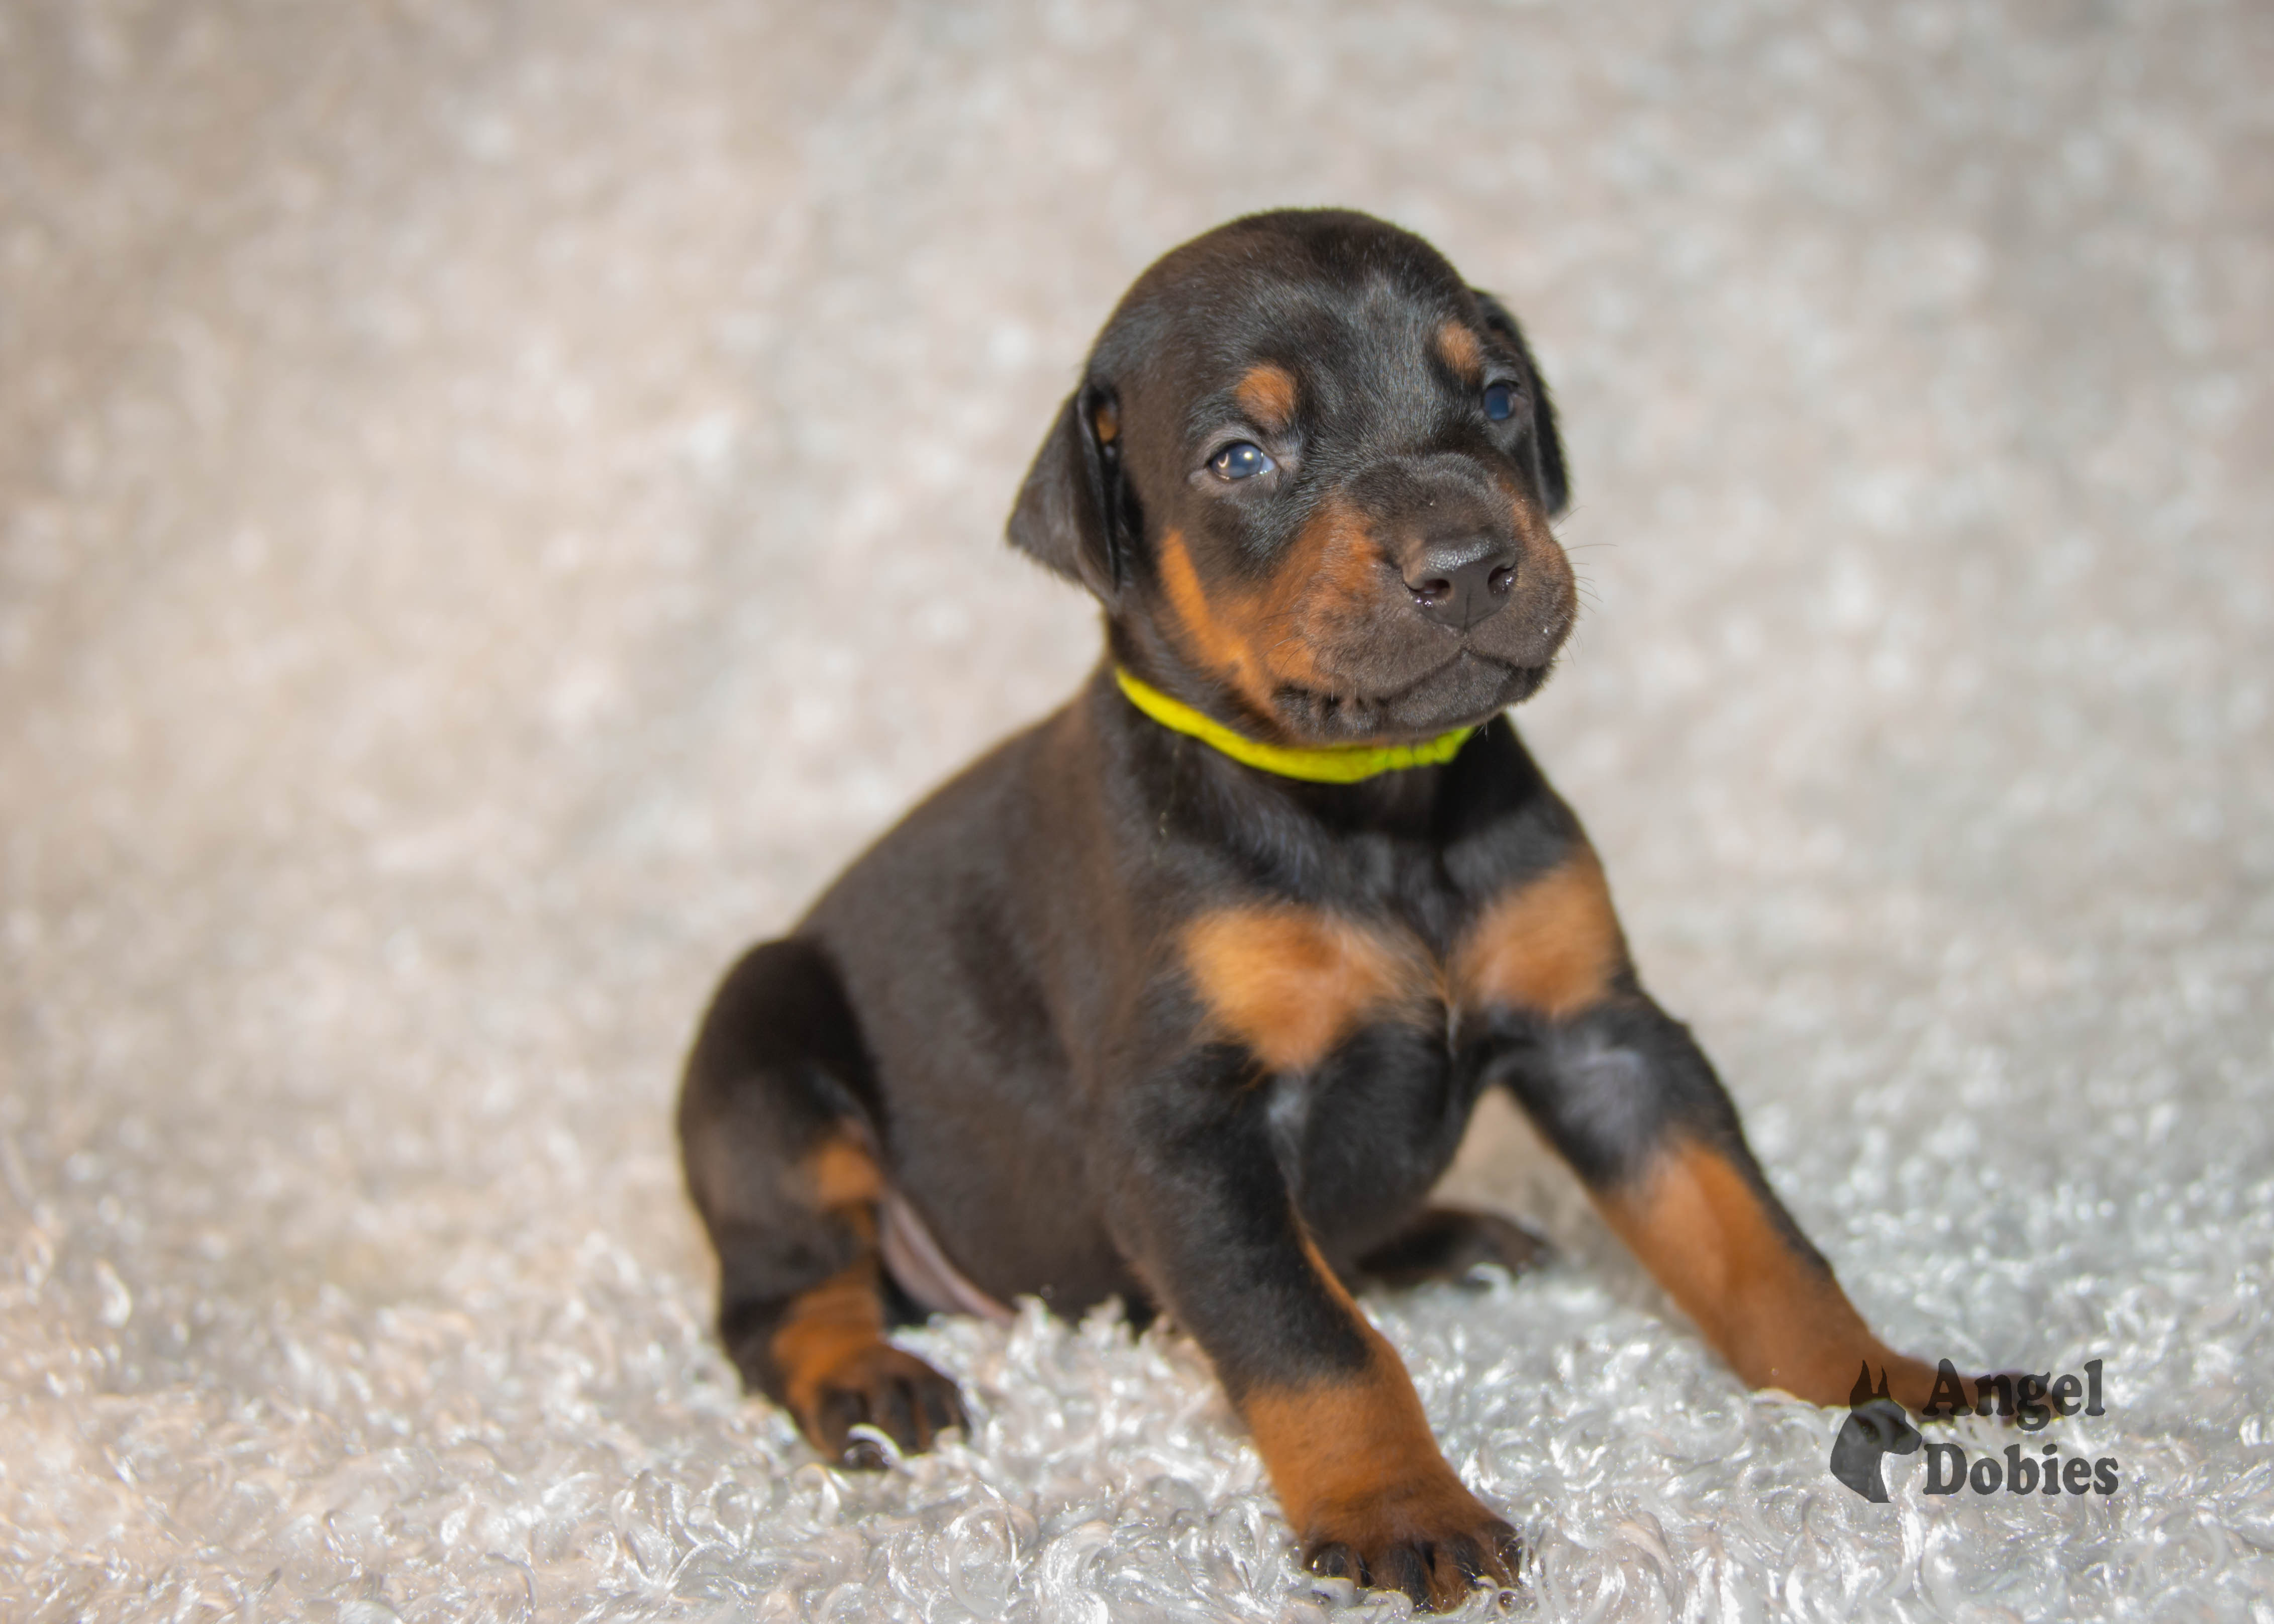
(678, 938, 880, 1394)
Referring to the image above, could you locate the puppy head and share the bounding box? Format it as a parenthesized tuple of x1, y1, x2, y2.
(1010, 209, 1575, 746)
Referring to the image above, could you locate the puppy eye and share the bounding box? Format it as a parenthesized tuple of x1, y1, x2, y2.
(1483, 382, 1520, 423)
(1209, 442, 1275, 481)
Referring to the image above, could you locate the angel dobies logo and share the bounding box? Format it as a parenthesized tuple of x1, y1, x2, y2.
(1829, 1365, 1921, 1501)
(1830, 1360, 2122, 1502)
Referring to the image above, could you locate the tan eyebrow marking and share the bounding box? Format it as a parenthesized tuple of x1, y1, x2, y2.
(1434, 321, 1484, 381)
(1234, 363, 1299, 428)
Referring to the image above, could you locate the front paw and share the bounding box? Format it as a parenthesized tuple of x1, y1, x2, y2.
(1301, 1477, 1523, 1612)
(789, 1344, 966, 1468)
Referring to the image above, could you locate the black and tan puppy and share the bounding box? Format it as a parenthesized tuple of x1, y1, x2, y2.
(680, 210, 1952, 1610)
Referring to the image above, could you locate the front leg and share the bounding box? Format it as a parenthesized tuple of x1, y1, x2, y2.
(1454, 846, 1945, 1410)
(1103, 1048, 1521, 1612)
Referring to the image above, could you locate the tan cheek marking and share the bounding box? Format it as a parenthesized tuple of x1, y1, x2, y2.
(1182, 907, 1432, 1074)
(1452, 847, 1627, 1020)
(806, 1134, 883, 1210)
(1597, 1139, 1887, 1407)
(1267, 493, 1386, 672)
(1157, 528, 1277, 715)
(1157, 503, 1390, 726)
(1519, 499, 1575, 604)
(1434, 321, 1484, 381)
(1495, 475, 1576, 621)
(1234, 362, 1298, 428)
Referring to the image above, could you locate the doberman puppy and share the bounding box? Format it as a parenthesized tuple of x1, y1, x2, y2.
(679, 210, 1956, 1610)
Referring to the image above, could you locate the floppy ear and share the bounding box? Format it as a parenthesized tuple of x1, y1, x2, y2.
(1470, 290, 1569, 517)
(1006, 379, 1132, 604)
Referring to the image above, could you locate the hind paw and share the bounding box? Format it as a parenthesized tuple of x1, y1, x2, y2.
(792, 1345, 966, 1467)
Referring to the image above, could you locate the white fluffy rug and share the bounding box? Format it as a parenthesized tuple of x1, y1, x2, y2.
(4, 2, 2270, 1619)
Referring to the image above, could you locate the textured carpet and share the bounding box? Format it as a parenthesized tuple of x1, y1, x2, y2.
(3, 2, 2270, 1619)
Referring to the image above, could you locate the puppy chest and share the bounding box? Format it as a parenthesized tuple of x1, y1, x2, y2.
(1176, 853, 1624, 1074)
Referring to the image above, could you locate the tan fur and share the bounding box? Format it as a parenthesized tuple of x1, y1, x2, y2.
(1452, 848, 1627, 1019)
(1152, 511, 1389, 727)
(1243, 1354, 1467, 1532)
(769, 1257, 888, 1417)
(1497, 470, 1575, 611)
(1234, 362, 1299, 428)
(1434, 321, 1484, 380)
(1239, 1239, 1518, 1608)
(1181, 905, 1432, 1074)
(1597, 1139, 1942, 1408)
(1156, 528, 1280, 715)
(1293, 495, 1390, 635)
(806, 1134, 883, 1209)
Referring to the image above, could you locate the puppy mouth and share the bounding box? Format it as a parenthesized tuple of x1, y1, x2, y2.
(1272, 547, 1578, 741)
(1277, 650, 1549, 743)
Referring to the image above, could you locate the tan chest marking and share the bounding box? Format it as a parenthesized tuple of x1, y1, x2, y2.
(1181, 906, 1434, 1074)
(1450, 848, 1627, 1020)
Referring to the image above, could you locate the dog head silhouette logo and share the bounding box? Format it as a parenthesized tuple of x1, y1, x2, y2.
(1830, 1362, 1922, 1502)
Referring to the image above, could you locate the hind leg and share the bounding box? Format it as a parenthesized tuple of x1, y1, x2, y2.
(1356, 1206, 1552, 1290)
(678, 937, 964, 1466)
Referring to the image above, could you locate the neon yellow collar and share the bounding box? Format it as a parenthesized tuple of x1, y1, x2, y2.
(1113, 667, 1477, 784)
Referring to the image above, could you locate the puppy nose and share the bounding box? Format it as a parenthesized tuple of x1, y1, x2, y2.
(1404, 540, 1518, 631)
